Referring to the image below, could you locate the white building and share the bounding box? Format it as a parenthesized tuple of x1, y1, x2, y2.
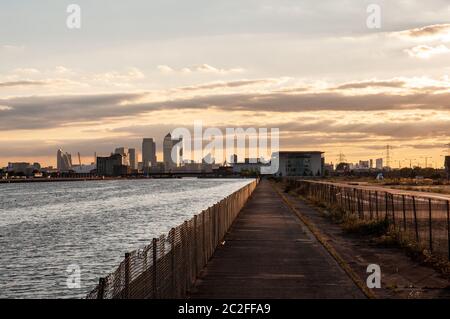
(72, 164, 96, 174)
(57, 149, 72, 172)
(163, 133, 182, 172)
(128, 148, 137, 170)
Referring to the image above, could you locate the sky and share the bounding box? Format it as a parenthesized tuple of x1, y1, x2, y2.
(1, 0, 450, 167)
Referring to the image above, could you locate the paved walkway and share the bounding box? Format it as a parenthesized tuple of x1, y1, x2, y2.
(190, 180, 365, 299)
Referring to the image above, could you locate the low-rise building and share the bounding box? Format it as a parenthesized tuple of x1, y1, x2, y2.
(6, 162, 40, 176)
(273, 151, 324, 177)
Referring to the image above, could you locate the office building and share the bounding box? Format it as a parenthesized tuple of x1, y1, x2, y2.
(97, 154, 126, 176)
(142, 138, 157, 171)
(114, 147, 129, 166)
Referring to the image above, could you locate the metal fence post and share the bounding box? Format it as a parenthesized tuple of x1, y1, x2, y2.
(375, 191, 379, 219)
(202, 211, 206, 266)
(152, 238, 157, 298)
(412, 196, 419, 242)
(193, 215, 198, 276)
(124, 252, 130, 299)
(170, 229, 176, 298)
(447, 200, 450, 261)
(384, 192, 388, 220)
(402, 195, 407, 231)
(357, 190, 362, 219)
(97, 277, 106, 299)
(428, 199, 433, 252)
(391, 194, 396, 229)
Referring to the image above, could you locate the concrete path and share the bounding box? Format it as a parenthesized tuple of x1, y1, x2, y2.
(189, 179, 365, 299)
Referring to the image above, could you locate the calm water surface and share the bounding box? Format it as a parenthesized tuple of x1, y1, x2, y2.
(0, 178, 253, 298)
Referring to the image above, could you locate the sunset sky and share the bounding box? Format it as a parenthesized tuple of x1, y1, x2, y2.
(1, 0, 450, 167)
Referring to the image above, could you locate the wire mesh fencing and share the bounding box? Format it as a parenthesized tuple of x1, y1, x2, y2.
(290, 180, 450, 261)
(87, 179, 259, 299)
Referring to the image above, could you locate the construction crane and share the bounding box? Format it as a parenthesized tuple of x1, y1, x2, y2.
(78, 152, 82, 167)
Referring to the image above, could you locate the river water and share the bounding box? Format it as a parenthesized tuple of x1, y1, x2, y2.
(0, 178, 253, 298)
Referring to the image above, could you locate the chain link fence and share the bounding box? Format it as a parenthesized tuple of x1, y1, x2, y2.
(87, 179, 259, 299)
(291, 180, 450, 261)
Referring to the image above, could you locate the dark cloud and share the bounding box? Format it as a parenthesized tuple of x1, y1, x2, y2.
(0, 92, 146, 130)
(139, 91, 450, 113)
(334, 80, 406, 90)
(0, 80, 47, 88)
(178, 79, 272, 91)
(276, 119, 450, 139)
(1, 89, 450, 131)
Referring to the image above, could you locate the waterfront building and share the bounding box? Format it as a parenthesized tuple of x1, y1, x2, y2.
(273, 151, 324, 177)
(97, 154, 125, 176)
(142, 138, 157, 171)
(57, 149, 72, 172)
(163, 133, 182, 172)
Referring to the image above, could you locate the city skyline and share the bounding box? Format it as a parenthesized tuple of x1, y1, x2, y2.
(1, 1, 450, 167)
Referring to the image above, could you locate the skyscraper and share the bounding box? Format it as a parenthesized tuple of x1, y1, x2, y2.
(57, 149, 72, 172)
(163, 133, 182, 172)
(142, 138, 157, 171)
(128, 148, 137, 170)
